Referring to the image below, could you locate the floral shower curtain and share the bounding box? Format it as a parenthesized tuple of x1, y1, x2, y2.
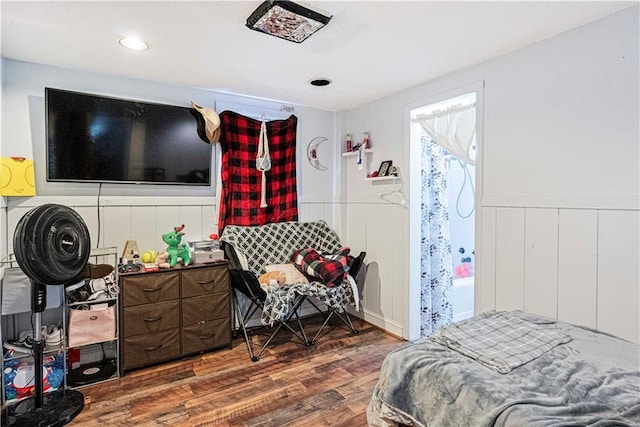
(420, 136, 453, 336)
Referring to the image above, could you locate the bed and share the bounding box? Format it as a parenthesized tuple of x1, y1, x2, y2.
(367, 310, 640, 427)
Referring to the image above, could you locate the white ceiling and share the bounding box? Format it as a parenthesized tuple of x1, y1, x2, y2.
(1, 1, 634, 111)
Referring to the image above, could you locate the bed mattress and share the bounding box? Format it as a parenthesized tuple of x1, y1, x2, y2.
(367, 310, 640, 427)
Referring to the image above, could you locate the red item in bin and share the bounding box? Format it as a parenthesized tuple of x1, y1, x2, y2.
(68, 347, 80, 370)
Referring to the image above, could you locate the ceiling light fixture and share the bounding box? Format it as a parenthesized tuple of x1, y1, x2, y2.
(118, 37, 149, 51)
(246, 1, 332, 43)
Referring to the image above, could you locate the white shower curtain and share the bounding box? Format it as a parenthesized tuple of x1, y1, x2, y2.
(414, 103, 476, 166)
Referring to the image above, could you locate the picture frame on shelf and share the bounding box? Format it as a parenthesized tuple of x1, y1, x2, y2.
(377, 160, 393, 177)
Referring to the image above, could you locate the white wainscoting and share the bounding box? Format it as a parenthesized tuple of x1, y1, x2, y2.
(494, 208, 525, 311)
(4, 197, 351, 334)
(0, 204, 6, 261)
(557, 210, 598, 329)
(344, 202, 408, 338)
(479, 206, 639, 344)
(5, 197, 342, 262)
(6, 197, 217, 258)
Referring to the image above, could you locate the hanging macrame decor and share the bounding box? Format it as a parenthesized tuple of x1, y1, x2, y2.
(218, 111, 298, 232)
(256, 120, 272, 208)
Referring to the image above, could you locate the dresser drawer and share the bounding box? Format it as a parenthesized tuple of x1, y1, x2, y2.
(181, 266, 229, 298)
(122, 300, 180, 338)
(121, 272, 180, 307)
(119, 263, 231, 374)
(182, 318, 231, 354)
(182, 293, 230, 325)
(122, 329, 180, 370)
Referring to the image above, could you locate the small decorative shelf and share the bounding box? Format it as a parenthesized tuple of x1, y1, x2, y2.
(365, 175, 400, 182)
(342, 149, 373, 157)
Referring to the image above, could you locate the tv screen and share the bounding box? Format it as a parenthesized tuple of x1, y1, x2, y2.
(46, 88, 212, 185)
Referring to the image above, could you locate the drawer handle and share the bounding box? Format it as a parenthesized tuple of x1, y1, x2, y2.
(143, 315, 163, 322)
(143, 286, 163, 292)
(198, 279, 216, 286)
(143, 344, 163, 351)
(199, 333, 215, 340)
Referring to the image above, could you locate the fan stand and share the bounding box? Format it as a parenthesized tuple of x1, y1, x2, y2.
(2, 204, 91, 426)
(1, 284, 84, 427)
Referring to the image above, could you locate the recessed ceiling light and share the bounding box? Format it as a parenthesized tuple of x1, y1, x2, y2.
(309, 78, 332, 87)
(118, 37, 149, 51)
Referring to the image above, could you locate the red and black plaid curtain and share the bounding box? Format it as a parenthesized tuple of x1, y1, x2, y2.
(218, 111, 298, 232)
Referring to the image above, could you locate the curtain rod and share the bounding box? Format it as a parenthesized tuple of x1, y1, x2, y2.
(413, 102, 476, 122)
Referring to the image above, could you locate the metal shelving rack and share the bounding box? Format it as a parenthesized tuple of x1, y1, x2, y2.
(1, 247, 119, 407)
(64, 247, 119, 390)
(1, 254, 65, 407)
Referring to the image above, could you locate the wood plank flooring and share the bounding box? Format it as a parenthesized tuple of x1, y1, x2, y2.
(71, 317, 404, 426)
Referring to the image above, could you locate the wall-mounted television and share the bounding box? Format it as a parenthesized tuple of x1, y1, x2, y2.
(46, 88, 212, 185)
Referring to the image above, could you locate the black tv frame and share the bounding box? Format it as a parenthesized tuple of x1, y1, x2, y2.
(45, 88, 213, 186)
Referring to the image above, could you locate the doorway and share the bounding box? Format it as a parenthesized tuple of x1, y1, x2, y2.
(406, 84, 483, 339)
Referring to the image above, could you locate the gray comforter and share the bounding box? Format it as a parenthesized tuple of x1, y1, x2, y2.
(368, 310, 640, 426)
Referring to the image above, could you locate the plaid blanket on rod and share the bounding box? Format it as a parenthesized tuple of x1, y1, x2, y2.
(430, 310, 572, 373)
(218, 111, 298, 232)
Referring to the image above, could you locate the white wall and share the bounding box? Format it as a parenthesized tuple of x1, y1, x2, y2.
(344, 6, 639, 342)
(0, 58, 5, 262)
(1, 60, 342, 258)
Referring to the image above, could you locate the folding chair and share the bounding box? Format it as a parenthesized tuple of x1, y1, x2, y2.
(220, 220, 366, 361)
(229, 269, 313, 362)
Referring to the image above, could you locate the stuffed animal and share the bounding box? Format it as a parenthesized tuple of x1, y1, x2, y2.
(258, 271, 286, 292)
(162, 224, 191, 267)
(155, 251, 171, 269)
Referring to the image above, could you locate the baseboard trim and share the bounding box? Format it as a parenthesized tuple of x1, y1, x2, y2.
(355, 308, 404, 338)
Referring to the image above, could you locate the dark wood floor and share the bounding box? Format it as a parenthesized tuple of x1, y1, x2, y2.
(71, 317, 404, 426)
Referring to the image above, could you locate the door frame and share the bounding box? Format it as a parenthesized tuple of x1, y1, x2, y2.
(404, 81, 485, 340)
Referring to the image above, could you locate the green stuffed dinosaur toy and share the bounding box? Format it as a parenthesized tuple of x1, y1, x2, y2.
(162, 224, 191, 267)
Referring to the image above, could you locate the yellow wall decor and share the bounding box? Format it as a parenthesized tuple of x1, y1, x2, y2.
(0, 157, 36, 196)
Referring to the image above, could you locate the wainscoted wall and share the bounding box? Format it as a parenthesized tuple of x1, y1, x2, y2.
(344, 6, 639, 343)
(478, 204, 639, 343)
(6, 197, 214, 258)
(0, 203, 6, 261)
(5, 197, 341, 260)
(3, 197, 345, 332)
(345, 202, 408, 338)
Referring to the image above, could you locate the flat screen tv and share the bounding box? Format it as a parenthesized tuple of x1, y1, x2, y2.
(46, 88, 212, 185)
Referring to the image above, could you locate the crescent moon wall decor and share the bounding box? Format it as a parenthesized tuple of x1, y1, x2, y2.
(307, 137, 328, 170)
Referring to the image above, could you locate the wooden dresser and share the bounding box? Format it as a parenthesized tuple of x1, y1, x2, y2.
(119, 261, 231, 373)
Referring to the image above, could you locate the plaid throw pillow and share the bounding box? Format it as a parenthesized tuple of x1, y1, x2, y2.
(292, 247, 351, 287)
